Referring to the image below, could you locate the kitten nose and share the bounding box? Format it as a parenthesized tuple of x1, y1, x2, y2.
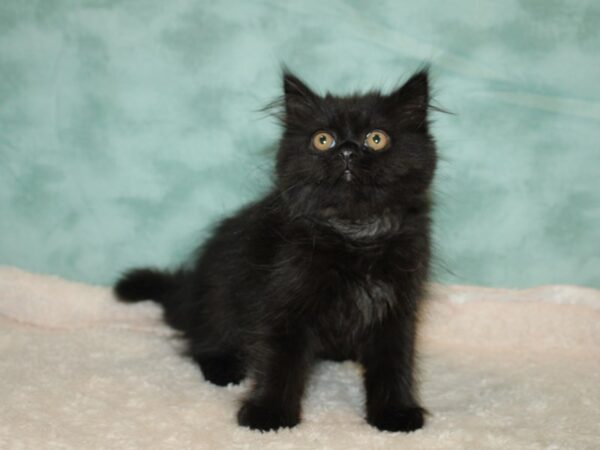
(340, 149, 354, 163)
(338, 142, 360, 167)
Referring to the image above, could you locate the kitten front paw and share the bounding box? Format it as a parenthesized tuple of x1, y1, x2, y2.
(367, 405, 425, 432)
(237, 401, 300, 432)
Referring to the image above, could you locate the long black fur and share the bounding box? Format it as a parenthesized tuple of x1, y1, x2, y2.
(115, 68, 437, 432)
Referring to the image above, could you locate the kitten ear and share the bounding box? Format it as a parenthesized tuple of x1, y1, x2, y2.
(385, 68, 430, 131)
(282, 70, 319, 117)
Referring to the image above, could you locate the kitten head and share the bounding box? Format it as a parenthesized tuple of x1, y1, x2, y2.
(274, 69, 437, 220)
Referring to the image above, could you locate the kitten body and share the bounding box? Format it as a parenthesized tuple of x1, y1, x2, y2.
(115, 69, 436, 432)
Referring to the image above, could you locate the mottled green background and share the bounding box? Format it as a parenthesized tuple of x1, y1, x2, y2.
(1, 0, 599, 288)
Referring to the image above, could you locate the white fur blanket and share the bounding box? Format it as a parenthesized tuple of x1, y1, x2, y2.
(1, 266, 599, 449)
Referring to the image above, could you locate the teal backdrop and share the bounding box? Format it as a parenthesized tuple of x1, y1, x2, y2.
(1, 0, 599, 288)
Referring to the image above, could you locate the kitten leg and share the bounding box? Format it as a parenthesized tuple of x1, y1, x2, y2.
(361, 315, 425, 432)
(237, 328, 312, 432)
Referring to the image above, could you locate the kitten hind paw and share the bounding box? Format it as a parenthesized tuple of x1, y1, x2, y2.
(195, 354, 245, 387)
(367, 405, 426, 432)
(237, 401, 300, 432)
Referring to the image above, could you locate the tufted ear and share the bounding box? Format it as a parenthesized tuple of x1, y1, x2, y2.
(385, 68, 430, 131)
(282, 70, 319, 118)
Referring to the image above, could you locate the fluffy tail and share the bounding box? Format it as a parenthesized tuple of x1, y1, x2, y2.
(114, 268, 184, 305)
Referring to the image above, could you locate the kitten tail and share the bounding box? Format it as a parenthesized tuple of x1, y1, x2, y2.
(114, 268, 182, 305)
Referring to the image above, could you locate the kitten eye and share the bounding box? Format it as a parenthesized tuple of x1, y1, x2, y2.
(365, 129, 390, 151)
(311, 131, 336, 151)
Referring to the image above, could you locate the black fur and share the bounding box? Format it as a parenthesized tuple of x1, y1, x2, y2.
(115, 68, 437, 432)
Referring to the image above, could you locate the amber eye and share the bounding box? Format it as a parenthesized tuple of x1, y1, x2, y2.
(311, 131, 336, 151)
(365, 129, 390, 151)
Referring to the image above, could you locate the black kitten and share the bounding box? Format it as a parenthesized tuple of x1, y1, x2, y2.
(115, 68, 437, 432)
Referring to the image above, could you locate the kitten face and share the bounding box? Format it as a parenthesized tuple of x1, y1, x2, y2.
(275, 70, 436, 220)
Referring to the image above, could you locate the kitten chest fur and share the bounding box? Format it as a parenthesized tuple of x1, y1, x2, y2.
(289, 210, 427, 360)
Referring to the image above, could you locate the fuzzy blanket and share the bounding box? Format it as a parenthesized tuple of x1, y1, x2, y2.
(0, 266, 598, 449)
